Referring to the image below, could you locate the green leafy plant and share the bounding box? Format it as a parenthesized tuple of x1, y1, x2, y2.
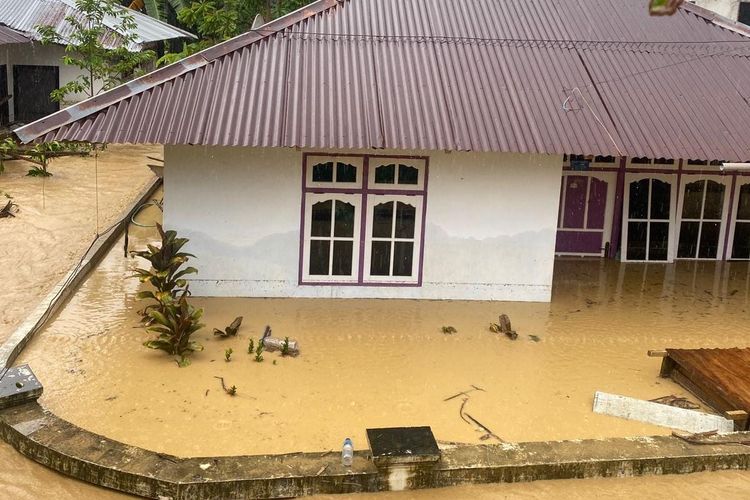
(224, 347, 233, 362)
(0, 138, 92, 177)
(143, 288, 204, 365)
(37, 0, 156, 104)
(157, 0, 314, 66)
(132, 224, 202, 365)
(254, 339, 265, 362)
(247, 338, 255, 355)
(280, 336, 290, 356)
(132, 224, 197, 322)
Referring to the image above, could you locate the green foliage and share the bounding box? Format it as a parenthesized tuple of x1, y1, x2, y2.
(143, 288, 204, 361)
(224, 347, 233, 362)
(37, 0, 156, 103)
(132, 224, 197, 302)
(157, 0, 313, 66)
(132, 224, 203, 365)
(254, 338, 265, 362)
(280, 336, 290, 356)
(247, 338, 254, 354)
(0, 138, 92, 177)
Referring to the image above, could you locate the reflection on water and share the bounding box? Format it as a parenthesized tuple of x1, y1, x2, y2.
(7, 249, 750, 497)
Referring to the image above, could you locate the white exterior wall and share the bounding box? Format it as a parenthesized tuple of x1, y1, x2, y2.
(164, 146, 562, 302)
(690, 0, 740, 19)
(0, 42, 99, 121)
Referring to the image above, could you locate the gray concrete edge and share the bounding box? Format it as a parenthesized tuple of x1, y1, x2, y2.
(0, 176, 162, 373)
(1, 402, 750, 499)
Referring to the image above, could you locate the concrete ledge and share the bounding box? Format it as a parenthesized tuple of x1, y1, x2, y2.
(2, 402, 750, 499)
(0, 177, 162, 373)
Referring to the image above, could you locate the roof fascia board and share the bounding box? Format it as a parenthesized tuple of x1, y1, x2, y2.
(679, 1, 750, 39)
(14, 0, 343, 144)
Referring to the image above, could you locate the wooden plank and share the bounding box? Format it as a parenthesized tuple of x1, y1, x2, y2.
(648, 350, 668, 357)
(593, 391, 735, 434)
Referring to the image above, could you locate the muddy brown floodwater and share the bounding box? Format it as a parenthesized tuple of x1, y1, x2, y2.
(0, 144, 158, 345)
(7, 206, 750, 496)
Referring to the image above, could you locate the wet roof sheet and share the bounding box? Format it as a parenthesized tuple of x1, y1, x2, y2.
(14, 0, 750, 161)
(0, 0, 194, 50)
(0, 25, 31, 45)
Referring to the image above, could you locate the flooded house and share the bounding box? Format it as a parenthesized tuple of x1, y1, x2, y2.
(12, 0, 750, 302)
(0, 0, 192, 126)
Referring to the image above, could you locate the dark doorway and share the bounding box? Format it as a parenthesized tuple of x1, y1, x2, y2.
(0, 65, 8, 125)
(13, 65, 59, 123)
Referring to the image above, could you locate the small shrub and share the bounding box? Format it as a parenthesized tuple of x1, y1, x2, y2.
(280, 337, 291, 356)
(143, 289, 204, 364)
(254, 339, 265, 362)
(225, 348, 233, 362)
(247, 338, 254, 355)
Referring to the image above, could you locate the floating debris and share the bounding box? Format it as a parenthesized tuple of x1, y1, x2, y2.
(498, 314, 517, 340)
(443, 385, 485, 402)
(528, 335, 541, 342)
(441, 326, 457, 335)
(0, 199, 18, 218)
(649, 394, 700, 410)
(213, 316, 243, 338)
(214, 376, 237, 396)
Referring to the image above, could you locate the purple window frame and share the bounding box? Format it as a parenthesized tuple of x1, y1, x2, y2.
(298, 152, 429, 287)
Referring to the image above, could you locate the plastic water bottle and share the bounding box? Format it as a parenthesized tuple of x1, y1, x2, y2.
(341, 438, 353, 467)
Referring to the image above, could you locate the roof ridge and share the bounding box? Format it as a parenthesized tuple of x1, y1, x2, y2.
(14, 0, 345, 144)
(680, 1, 750, 39)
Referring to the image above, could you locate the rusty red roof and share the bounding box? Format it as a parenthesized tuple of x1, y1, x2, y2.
(13, 0, 750, 161)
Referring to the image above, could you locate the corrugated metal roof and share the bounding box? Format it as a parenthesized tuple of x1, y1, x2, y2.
(0, 24, 31, 45)
(0, 0, 194, 50)
(14, 0, 750, 161)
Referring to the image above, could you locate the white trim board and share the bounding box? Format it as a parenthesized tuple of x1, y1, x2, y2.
(593, 391, 734, 434)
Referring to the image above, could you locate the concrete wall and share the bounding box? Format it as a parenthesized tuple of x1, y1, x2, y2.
(690, 0, 741, 19)
(0, 42, 99, 122)
(164, 146, 562, 302)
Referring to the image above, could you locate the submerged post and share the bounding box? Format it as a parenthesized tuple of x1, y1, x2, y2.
(366, 426, 441, 492)
(0, 365, 43, 410)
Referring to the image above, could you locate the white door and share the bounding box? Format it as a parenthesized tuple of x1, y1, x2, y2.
(676, 176, 731, 260)
(622, 174, 677, 262)
(728, 180, 750, 260)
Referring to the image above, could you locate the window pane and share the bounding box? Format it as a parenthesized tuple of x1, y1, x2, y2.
(627, 221, 648, 260)
(732, 222, 750, 259)
(370, 241, 391, 276)
(681, 181, 704, 219)
(563, 176, 588, 229)
(698, 222, 720, 259)
(586, 178, 607, 230)
(312, 162, 333, 182)
(398, 164, 419, 185)
(395, 202, 416, 238)
(332, 241, 353, 275)
(309, 240, 330, 275)
(651, 180, 671, 220)
(372, 201, 394, 238)
(334, 201, 355, 237)
(311, 200, 332, 237)
(393, 242, 414, 276)
(649, 222, 670, 261)
(336, 162, 357, 183)
(738, 185, 750, 221)
(375, 164, 395, 184)
(629, 179, 649, 219)
(703, 181, 724, 220)
(678, 221, 699, 258)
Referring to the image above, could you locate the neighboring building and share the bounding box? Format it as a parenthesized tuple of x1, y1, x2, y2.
(13, 0, 750, 302)
(0, 0, 194, 125)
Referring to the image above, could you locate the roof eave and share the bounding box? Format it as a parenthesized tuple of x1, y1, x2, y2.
(13, 0, 343, 144)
